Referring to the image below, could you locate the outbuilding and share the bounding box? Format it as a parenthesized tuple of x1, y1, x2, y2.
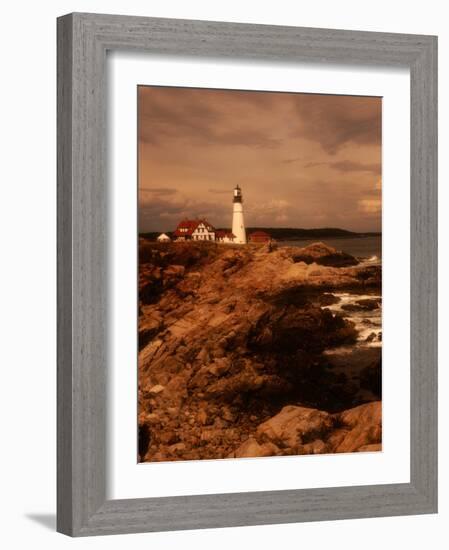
(157, 233, 171, 242)
(249, 230, 271, 243)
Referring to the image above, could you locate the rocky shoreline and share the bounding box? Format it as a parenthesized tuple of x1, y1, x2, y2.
(138, 240, 382, 462)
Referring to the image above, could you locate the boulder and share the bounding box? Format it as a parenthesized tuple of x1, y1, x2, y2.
(233, 437, 263, 458)
(317, 293, 341, 306)
(292, 242, 359, 267)
(334, 401, 382, 453)
(256, 405, 334, 449)
(233, 437, 280, 458)
(356, 298, 381, 310)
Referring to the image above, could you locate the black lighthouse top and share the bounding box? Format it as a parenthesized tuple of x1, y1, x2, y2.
(233, 185, 243, 203)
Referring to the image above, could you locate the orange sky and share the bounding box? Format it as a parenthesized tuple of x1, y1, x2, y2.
(138, 86, 381, 233)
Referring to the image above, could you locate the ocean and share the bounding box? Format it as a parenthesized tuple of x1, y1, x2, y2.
(277, 235, 382, 261)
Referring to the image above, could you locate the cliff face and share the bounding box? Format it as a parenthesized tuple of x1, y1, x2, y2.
(138, 240, 382, 462)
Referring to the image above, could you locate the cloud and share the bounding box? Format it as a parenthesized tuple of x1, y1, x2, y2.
(246, 199, 293, 225)
(291, 94, 381, 154)
(139, 86, 280, 149)
(282, 157, 302, 164)
(139, 193, 231, 231)
(304, 160, 381, 175)
(208, 188, 231, 195)
(139, 187, 178, 195)
(358, 198, 382, 214)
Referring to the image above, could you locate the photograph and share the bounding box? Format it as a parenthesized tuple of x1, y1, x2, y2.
(137, 85, 382, 463)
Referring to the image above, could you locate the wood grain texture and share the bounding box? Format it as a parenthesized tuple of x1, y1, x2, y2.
(57, 12, 438, 536)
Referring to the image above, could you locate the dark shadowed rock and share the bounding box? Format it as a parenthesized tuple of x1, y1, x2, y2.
(317, 293, 341, 306)
(248, 304, 357, 353)
(341, 298, 381, 312)
(292, 242, 359, 267)
(356, 297, 381, 310)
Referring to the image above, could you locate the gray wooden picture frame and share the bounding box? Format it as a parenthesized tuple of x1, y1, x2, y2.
(57, 12, 438, 537)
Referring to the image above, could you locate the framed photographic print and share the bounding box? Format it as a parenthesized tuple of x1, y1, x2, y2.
(57, 13, 437, 536)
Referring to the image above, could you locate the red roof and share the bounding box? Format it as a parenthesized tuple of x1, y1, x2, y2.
(216, 230, 236, 239)
(173, 219, 215, 237)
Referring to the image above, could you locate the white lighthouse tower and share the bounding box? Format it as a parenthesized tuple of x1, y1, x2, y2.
(232, 185, 247, 244)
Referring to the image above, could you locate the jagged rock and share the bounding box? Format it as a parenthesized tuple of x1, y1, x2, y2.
(233, 437, 280, 458)
(221, 407, 236, 423)
(164, 264, 185, 279)
(356, 298, 381, 310)
(145, 412, 160, 424)
(256, 405, 334, 449)
(358, 443, 382, 452)
(233, 437, 262, 458)
(159, 430, 179, 445)
(206, 372, 291, 401)
(139, 311, 164, 350)
(208, 358, 231, 376)
(197, 409, 208, 426)
(248, 304, 357, 353)
(317, 293, 341, 306)
(301, 439, 329, 454)
(232, 401, 382, 458)
(292, 242, 359, 267)
(168, 442, 186, 453)
(342, 298, 380, 313)
(334, 401, 382, 453)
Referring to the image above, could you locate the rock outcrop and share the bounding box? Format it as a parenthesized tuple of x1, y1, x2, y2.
(291, 242, 360, 267)
(138, 240, 382, 462)
(231, 401, 382, 457)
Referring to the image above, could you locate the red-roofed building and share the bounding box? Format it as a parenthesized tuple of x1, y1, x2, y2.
(249, 230, 271, 243)
(173, 219, 216, 241)
(215, 230, 236, 243)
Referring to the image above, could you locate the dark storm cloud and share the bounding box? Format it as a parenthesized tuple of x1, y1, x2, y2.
(139, 193, 230, 230)
(139, 86, 281, 149)
(291, 94, 382, 155)
(139, 87, 219, 145)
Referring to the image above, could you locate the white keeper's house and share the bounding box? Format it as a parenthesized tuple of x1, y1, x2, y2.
(173, 219, 216, 241)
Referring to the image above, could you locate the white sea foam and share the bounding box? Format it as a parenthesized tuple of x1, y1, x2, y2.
(357, 255, 381, 267)
(323, 292, 382, 349)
